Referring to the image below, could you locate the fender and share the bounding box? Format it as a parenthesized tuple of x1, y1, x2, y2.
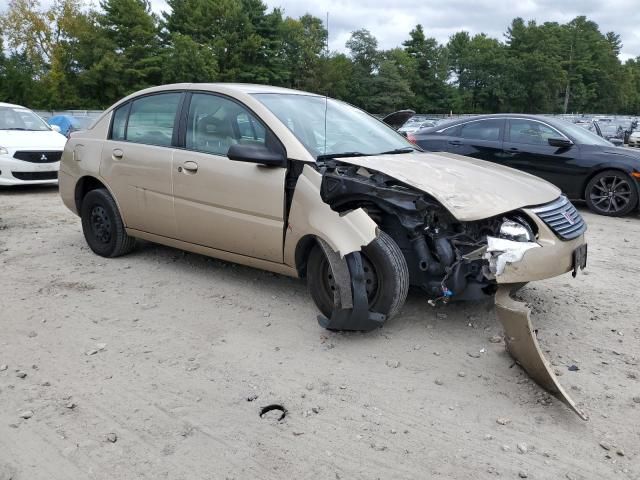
(283, 165, 378, 268)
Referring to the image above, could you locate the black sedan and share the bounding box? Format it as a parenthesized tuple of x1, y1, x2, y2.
(410, 114, 640, 216)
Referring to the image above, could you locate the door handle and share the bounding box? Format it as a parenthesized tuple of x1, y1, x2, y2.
(448, 140, 462, 146)
(112, 148, 124, 159)
(507, 147, 519, 152)
(180, 161, 198, 174)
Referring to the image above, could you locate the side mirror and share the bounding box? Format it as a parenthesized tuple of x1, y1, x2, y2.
(50, 125, 62, 133)
(227, 143, 285, 167)
(548, 137, 573, 148)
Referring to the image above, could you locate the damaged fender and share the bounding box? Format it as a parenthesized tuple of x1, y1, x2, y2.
(495, 286, 588, 421)
(283, 165, 378, 267)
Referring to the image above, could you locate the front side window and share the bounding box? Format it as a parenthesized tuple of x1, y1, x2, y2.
(508, 119, 559, 145)
(460, 120, 502, 141)
(253, 93, 413, 158)
(186, 93, 267, 156)
(123, 93, 181, 147)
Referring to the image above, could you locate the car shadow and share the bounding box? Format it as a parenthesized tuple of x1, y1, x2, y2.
(0, 185, 59, 196)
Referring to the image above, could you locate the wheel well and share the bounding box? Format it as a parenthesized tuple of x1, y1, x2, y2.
(294, 235, 318, 279)
(75, 176, 107, 213)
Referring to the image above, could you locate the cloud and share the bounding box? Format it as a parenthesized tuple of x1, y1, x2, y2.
(255, 0, 639, 60)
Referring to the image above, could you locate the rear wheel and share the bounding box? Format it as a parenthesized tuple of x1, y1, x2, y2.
(81, 188, 136, 257)
(307, 231, 409, 321)
(585, 170, 638, 216)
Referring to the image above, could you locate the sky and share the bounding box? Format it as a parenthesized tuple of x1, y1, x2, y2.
(147, 0, 640, 61)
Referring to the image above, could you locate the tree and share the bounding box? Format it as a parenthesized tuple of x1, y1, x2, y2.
(402, 24, 450, 112)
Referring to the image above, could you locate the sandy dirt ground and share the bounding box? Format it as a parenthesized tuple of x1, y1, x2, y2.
(1, 185, 639, 480)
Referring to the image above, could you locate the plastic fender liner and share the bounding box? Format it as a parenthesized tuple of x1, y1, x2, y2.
(283, 165, 378, 269)
(495, 285, 588, 421)
(316, 238, 386, 332)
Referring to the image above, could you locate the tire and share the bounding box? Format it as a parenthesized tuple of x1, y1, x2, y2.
(307, 231, 409, 321)
(80, 188, 136, 257)
(585, 170, 638, 216)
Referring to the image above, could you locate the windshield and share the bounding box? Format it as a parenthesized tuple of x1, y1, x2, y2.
(253, 93, 414, 158)
(0, 106, 51, 131)
(555, 118, 613, 146)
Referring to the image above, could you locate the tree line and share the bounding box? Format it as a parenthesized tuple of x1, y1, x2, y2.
(1, 0, 639, 114)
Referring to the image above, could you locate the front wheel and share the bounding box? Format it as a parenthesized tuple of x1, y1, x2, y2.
(80, 188, 136, 257)
(585, 170, 638, 216)
(306, 231, 409, 321)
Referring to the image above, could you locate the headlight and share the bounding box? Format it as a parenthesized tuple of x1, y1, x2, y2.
(0, 147, 8, 155)
(499, 218, 535, 242)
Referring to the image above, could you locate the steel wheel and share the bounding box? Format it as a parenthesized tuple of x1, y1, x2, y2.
(319, 253, 381, 306)
(588, 174, 633, 214)
(90, 205, 112, 244)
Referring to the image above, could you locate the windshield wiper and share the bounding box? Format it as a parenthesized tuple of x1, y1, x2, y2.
(316, 151, 372, 161)
(2, 127, 27, 131)
(375, 147, 420, 155)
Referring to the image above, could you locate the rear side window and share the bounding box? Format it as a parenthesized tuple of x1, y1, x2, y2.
(460, 120, 502, 141)
(126, 93, 181, 146)
(110, 93, 181, 146)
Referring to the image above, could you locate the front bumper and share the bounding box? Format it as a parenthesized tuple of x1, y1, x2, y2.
(628, 138, 640, 147)
(493, 207, 586, 284)
(495, 286, 588, 420)
(0, 156, 59, 186)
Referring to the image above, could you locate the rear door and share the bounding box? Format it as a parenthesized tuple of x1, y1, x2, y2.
(451, 118, 505, 162)
(100, 92, 183, 237)
(501, 118, 581, 196)
(171, 92, 287, 263)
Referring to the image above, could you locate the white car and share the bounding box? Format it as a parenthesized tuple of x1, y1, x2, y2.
(0, 102, 67, 186)
(628, 130, 640, 148)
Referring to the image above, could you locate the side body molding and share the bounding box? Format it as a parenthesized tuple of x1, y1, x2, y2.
(283, 165, 378, 267)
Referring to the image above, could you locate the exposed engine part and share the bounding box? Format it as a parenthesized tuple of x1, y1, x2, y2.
(495, 286, 588, 421)
(317, 160, 533, 302)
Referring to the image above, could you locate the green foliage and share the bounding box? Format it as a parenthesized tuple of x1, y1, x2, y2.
(0, 1, 638, 114)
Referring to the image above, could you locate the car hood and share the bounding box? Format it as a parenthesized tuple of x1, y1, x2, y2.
(338, 152, 561, 221)
(0, 130, 67, 150)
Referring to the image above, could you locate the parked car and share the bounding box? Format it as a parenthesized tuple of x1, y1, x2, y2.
(398, 119, 437, 135)
(581, 120, 624, 147)
(380, 109, 415, 131)
(411, 114, 640, 216)
(0, 102, 67, 186)
(59, 84, 590, 418)
(629, 131, 640, 147)
(47, 115, 94, 138)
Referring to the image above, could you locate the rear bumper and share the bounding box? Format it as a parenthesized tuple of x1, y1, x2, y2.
(0, 156, 59, 186)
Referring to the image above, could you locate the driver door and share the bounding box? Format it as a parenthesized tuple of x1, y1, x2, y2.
(501, 119, 581, 196)
(172, 92, 287, 263)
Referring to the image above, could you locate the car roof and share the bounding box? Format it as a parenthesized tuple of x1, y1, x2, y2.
(430, 113, 567, 131)
(139, 83, 321, 97)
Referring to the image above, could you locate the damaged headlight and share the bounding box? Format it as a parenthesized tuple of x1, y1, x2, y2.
(499, 217, 535, 242)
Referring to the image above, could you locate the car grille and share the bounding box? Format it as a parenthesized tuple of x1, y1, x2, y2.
(531, 196, 586, 240)
(12, 171, 58, 181)
(13, 151, 62, 163)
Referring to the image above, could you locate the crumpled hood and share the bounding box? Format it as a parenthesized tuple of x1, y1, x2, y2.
(339, 152, 561, 221)
(0, 130, 67, 151)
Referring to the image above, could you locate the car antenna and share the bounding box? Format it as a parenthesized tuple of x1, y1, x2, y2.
(323, 11, 329, 155)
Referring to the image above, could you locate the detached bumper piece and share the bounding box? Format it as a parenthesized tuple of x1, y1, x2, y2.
(495, 286, 588, 421)
(316, 239, 386, 332)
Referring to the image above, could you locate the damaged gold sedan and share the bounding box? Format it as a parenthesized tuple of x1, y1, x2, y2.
(58, 84, 588, 419)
